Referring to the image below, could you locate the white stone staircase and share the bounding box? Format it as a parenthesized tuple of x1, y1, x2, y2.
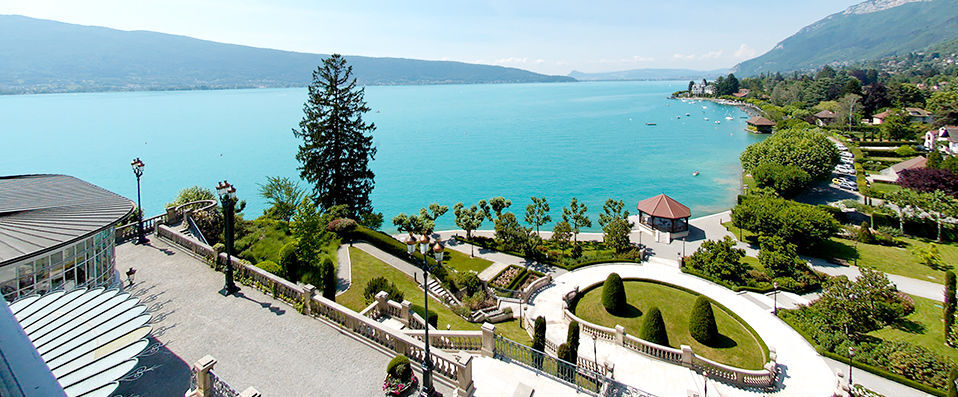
(426, 277, 461, 306)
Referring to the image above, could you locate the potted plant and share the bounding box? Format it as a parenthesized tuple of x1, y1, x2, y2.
(383, 355, 417, 396)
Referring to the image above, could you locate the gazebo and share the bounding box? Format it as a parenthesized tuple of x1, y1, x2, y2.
(746, 116, 775, 134)
(636, 194, 691, 242)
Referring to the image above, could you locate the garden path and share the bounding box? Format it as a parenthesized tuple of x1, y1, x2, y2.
(805, 257, 945, 302)
(336, 243, 351, 295)
(527, 262, 837, 397)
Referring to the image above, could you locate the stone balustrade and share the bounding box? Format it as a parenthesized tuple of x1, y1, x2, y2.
(520, 275, 552, 303)
(157, 224, 476, 396)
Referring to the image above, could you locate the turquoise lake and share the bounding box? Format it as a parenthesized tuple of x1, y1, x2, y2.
(0, 81, 763, 232)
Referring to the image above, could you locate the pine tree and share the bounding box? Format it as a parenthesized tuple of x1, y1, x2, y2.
(294, 54, 377, 218)
(640, 307, 669, 347)
(689, 296, 718, 345)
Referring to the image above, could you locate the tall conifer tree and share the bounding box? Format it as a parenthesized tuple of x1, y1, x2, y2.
(294, 54, 377, 218)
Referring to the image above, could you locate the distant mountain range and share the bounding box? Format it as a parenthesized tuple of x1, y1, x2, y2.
(567, 68, 729, 81)
(733, 0, 958, 77)
(0, 15, 573, 94)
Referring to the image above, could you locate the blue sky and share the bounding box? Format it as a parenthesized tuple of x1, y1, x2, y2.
(1, 0, 863, 75)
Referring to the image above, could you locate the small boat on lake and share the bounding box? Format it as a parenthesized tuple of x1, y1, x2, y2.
(715, 120, 721, 124)
(693, 171, 700, 176)
(646, 122, 656, 126)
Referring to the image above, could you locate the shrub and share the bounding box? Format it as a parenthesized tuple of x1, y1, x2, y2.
(895, 145, 918, 157)
(685, 237, 747, 283)
(752, 163, 812, 197)
(386, 355, 412, 382)
(758, 235, 803, 278)
(601, 273, 626, 314)
(327, 218, 358, 234)
(364, 276, 404, 303)
(731, 195, 840, 251)
(167, 185, 216, 208)
(859, 222, 875, 244)
(567, 321, 580, 363)
(456, 272, 483, 297)
(533, 316, 547, 352)
(321, 259, 336, 301)
(278, 241, 302, 281)
(255, 260, 282, 276)
(557, 342, 573, 362)
(947, 271, 956, 341)
(740, 128, 840, 179)
(689, 297, 718, 345)
(640, 307, 669, 346)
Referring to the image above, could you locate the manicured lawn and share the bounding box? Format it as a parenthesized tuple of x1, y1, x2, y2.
(444, 249, 493, 274)
(722, 221, 759, 244)
(870, 295, 958, 363)
(492, 318, 533, 346)
(340, 248, 479, 331)
(817, 237, 958, 284)
(574, 281, 766, 369)
(869, 182, 902, 196)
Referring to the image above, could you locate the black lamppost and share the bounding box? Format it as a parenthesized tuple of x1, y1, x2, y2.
(217, 181, 240, 296)
(703, 371, 709, 396)
(773, 281, 778, 315)
(406, 234, 440, 396)
(848, 346, 855, 395)
(131, 158, 148, 245)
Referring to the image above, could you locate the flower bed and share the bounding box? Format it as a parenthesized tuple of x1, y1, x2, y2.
(490, 265, 544, 291)
(383, 373, 417, 396)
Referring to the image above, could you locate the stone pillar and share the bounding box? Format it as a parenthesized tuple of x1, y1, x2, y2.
(400, 300, 412, 326)
(681, 345, 694, 366)
(238, 387, 262, 397)
(481, 322, 496, 357)
(187, 355, 216, 397)
(614, 325, 625, 346)
(457, 355, 476, 397)
(375, 291, 389, 313)
(302, 284, 316, 315)
(165, 206, 178, 224)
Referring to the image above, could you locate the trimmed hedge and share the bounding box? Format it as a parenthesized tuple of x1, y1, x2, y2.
(640, 307, 669, 346)
(689, 296, 718, 345)
(567, 320, 580, 363)
(455, 235, 641, 270)
(255, 260, 282, 276)
(533, 316, 547, 352)
(946, 271, 956, 341)
(602, 273, 626, 314)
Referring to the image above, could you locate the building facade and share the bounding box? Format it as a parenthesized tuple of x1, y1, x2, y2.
(0, 175, 134, 301)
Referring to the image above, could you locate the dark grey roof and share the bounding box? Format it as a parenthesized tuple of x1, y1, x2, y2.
(0, 175, 134, 265)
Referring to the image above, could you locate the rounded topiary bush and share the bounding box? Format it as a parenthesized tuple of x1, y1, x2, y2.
(557, 342, 573, 363)
(640, 307, 669, 347)
(387, 355, 412, 382)
(278, 241, 301, 280)
(364, 276, 405, 303)
(255, 260, 282, 276)
(601, 273, 626, 314)
(533, 316, 547, 352)
(567, 321, 580, 350)
(689, 296, 718, 345)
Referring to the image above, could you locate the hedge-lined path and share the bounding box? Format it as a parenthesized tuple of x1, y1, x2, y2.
(335, 244, 351, 295)
(804, 257, 944, 302)
(528, 262, 836, 397)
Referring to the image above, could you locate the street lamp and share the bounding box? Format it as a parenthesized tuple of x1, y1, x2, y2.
(773, 281, 778, 315)
(848, 346, 855, 395)
(216, 181, 240, 296)
(703, 371, 709, 396)
(131, 158, 148, 245)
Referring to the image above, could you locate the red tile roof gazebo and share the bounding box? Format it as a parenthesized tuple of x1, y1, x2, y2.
(636, 194, 691, 235)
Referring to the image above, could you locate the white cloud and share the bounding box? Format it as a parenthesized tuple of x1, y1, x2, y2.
(673, 50, 724, 60)
(733, 43, 758, 59)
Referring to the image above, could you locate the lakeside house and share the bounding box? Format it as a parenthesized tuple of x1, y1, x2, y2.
(634, 194, 690, 243)
(732, 89, 750, 98)
(924, 126, 958, 154)
(871, 107, 934, 125)
(869, 156, 928, 184)
(813, 110, 838, 126)
(690, 83, 715, 96)
(746, 116, 776, 134)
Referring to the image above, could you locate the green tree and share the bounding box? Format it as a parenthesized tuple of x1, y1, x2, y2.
(167, 185, 216, 208)
(562, 198, 592, 245)
(880, 109, 914, 141)
(835, 93, 862, 129)
(640, 307, 669, 346)
(533, 316, 547, 369)
(291, 198, 326, 268)
(945, 271, 956, 343)
(453, 202, 485, 257)
(258, 176, 305, 221)
(927, 91, 958, 127)
(731, 195, 839, 251)
(758, 235, 804, 278)
(279, 241, 302, 281)
(494, 212, 534, 254)
(740, 128, 840, 179)
(689, 296, 718, 345)
(884, 189, 919, 236)
(688, 80, 695, 94)
(751, 163, 811, 198)
(551, 221, 572, 248)
(916, 190, 958, 242)
(393, 203, 448, 236)
(601, 273, 626, 314)
(524, 197, 552, 236)
(293, 54, 377, 218)
(927, 151, 944, 169)
(685, 237, 747, 282)
(917, 243, 945, 271)
(943, 156, 958, 174)
(566, 321, 580, 363)
(598, 199, 633, 253)
(481, 197, 512, 221)
(858, 221, 875, 244)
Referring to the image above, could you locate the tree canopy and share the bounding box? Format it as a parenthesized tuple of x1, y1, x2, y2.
(740, 128, 839, 179)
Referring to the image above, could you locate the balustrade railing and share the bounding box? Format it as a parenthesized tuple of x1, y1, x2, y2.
(404, 329, 483, 352)
(115, 213, 167, 243)
(520, 275, 551, 303)
(493, 335, 604, 395)
(208, 369, 240, 397)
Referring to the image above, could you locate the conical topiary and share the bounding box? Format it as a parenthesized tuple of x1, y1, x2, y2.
(640, 307, 669, 347)
(602, 272, 626, 314)
(689, 296, 718, 345)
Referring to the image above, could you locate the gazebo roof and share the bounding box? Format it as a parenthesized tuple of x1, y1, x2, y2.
(636, 194, 691, 219)
(746, 116, 775, 127)
(814, 110, 837, 119)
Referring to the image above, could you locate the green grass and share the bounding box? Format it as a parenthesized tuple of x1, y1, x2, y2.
(493, 318, 533, 346)
(574, 281, 766, 369)
(870, 294, 958, 363)
(234, 218, 296, 264)
(340, 247, 479, 331)
(444, 249, 493, 274)
(818, 237, 958, 284)
(722, 221, 758, 243)
(869, 182, 902, 196)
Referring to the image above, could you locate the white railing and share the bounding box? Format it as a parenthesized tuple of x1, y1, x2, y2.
(521, 275, 552, 303)
(404, 329, 483, 352)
